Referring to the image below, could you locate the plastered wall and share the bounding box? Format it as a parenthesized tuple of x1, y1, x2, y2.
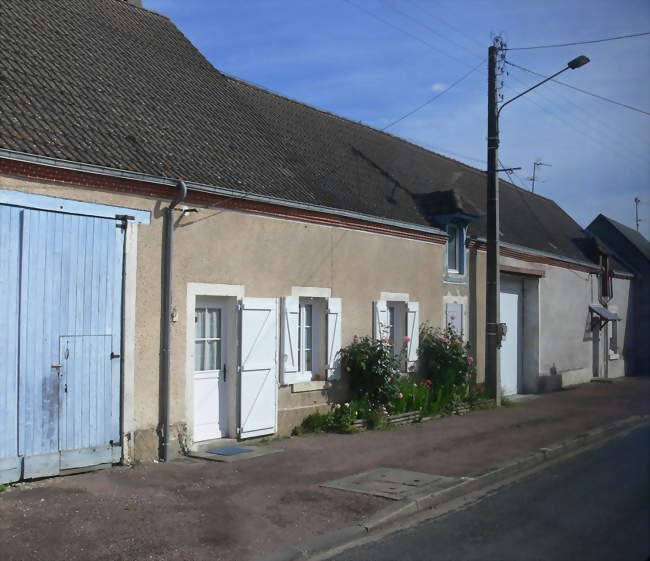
(1, 176, 448, 452)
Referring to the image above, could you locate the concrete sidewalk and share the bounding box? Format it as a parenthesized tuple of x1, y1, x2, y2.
(1, 378, 648, 561)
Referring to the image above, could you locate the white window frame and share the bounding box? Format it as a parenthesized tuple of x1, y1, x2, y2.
(194, 305, 222, 372)
(297, 297, 325, 381)
(445, 222, 467, 276)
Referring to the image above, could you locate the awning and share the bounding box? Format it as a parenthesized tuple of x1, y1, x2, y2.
(589, 305, 621, 322)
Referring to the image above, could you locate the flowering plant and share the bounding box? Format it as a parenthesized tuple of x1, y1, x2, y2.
(416, 323, 476, 413)
(339, 336, 401, 411)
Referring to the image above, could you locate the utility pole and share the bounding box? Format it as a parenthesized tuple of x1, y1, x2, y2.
(528, 160, 551, 193)
(485, 43, 501, 405)
(635, 197, 641, 232)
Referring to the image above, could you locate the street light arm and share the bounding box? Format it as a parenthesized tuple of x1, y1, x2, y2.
(498, 66, 569, 117)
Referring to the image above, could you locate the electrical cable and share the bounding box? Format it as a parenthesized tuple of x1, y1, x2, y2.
(343, 0, 474, 68)
(506, 31, 650, 50)
(381, 59, 485, 130)
(506, 61, 650, 116)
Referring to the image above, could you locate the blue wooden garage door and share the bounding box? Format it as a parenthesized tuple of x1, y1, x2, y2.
(0, 204, 124, 483)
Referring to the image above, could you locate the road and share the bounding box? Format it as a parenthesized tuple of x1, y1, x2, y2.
(330, 424, 650, 561)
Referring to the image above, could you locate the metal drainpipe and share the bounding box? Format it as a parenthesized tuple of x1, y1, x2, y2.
(160, 180, 187, 462)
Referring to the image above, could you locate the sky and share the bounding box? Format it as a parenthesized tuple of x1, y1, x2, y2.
(145, 0, 650, 238)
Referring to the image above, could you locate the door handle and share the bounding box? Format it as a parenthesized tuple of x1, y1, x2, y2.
(223, 364, 227, 382)
(52, 363, 63, 369)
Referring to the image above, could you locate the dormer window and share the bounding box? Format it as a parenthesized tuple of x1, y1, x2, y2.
(446, 222, 465, 275)
(447, 223, 460, 272)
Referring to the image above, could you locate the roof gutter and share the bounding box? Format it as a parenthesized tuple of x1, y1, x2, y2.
(474, 236, 600, 271)
(0, 149, 446, 237)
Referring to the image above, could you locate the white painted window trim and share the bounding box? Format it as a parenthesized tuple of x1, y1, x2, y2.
(291, 286, 332, 299)
(185, 283, 245, 445)
(121, 222, 138, 463)
(442, 295, 468, 340)
(379, 292, 409, 302)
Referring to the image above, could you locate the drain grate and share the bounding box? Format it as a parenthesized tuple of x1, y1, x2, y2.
(321, 467, 460, 500)
(205, 446, 254, 456)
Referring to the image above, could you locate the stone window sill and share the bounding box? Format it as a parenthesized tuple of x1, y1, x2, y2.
(291, 380, 329, 393)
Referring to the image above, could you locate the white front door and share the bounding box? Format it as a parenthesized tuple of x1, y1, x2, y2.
(193, 297, 229, 441)
(500, 278, 523, 396)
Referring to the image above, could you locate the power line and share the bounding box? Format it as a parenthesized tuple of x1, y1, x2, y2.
(382, 59, 485, 130)
(342, 0, 473, 68)
(505, 70, 649, 164)
(506, 31, 650, 50)
(387, 2, 483, 63)
(506, 61, 650, 116)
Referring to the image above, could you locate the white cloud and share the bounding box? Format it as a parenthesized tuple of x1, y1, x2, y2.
(431, 83, 448, 92)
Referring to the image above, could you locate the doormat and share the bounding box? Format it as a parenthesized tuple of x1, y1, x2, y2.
(205, 446, 254, 456)
(321, 467, 461, 500)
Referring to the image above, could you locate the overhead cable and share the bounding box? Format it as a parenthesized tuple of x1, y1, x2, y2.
(506, 31, 650, 50)
(506, 61, 650, 116)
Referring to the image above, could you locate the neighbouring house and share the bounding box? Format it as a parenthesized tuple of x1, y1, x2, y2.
(0, 0, 636, 484)
(587, 214, 650, 375)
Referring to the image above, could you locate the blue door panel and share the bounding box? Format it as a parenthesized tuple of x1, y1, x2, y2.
(0, 203, 124, 483)
(0, 206, 21, 480)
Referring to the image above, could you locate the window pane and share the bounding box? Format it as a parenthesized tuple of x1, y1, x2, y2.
(195, 341, 205, 371)
(387, 305, 395, 343)
(304, 304, 312, 328)
(207, 308, 220, 339)
(447, 224, 458, 270)
(205, 340, 221, 371)
(305, 349, 312, 372)
(195, 308, 206, 338)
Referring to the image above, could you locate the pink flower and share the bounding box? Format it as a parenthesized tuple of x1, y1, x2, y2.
(398, 393, 403, 399)
(353, 335, 359, 343)
(450, 315, 456, 320)
(402, 336, 411, 343)
(426, 379, 432, 386)
(443, 338, 450, 343)
(467, 356, 474, 363)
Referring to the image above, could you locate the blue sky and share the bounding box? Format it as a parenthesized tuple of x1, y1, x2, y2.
(146, 0, 650, 238)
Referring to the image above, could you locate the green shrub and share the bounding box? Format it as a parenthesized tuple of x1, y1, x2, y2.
(417, 323, 476, 414)
(339, 336, 400, 411)
(300, 410, 333, 433)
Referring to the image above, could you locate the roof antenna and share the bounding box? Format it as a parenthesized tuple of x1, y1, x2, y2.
(527, 159, 551, 193)
(634, 196, 644, 232)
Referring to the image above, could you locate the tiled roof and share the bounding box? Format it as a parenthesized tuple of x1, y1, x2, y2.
(1, 0, 597, 264)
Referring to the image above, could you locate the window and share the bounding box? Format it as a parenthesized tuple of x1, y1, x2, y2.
(446, 222, 466, 275)
(608, 306, 619, 360)
(599, 254, 613, 301)
(374, 300, 419, 372)
(298, 301, 314, 374)
(282, 296, 342, 384)
(195, 306, 221, 371)
(447, 223, 459, 272)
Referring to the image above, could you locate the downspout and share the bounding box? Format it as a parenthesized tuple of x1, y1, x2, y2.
(160, 180, 187, 461)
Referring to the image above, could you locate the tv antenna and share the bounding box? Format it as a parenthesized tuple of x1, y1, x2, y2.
(527, 160, 551, 193)
(634, 197, 644, 232)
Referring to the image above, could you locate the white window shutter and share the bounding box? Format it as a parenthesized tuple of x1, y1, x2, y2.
(326, 298, 342, 380)
(373, 300, 389, 341)
(445, 302, 463, 338)
(406, 301, 419, 367)
(280, 296, 300, 385)
(239, 297, 278, 438)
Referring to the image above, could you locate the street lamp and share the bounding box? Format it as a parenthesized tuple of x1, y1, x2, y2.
(484, 48, 589, 405)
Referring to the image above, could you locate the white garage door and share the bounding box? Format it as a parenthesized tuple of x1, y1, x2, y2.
(500, 277, 523, 396)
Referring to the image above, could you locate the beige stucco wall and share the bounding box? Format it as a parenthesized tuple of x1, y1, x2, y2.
(1, 175, 448, 456)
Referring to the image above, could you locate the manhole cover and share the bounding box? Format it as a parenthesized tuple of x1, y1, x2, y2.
(321, 468, 460, 500)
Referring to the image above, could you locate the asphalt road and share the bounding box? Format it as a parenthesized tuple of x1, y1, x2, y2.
(331, 424, 650, 561)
